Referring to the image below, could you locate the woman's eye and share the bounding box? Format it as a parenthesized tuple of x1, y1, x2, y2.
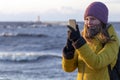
(92, 17, 97, 20)
(85, 18, 88, 21)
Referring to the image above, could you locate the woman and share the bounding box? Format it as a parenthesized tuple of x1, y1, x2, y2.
(62, 2, 120, 80)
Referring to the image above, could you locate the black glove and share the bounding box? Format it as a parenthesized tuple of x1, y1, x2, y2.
(66, 38, 75, 51)
(62, 39, 75, 59)
(67, 25, 81, 42)
(67, 25, 86, 49)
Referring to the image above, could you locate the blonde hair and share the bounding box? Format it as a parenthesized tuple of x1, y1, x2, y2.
(82, 23, 114, 44)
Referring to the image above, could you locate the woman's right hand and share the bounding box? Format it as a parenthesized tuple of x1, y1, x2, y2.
(66, 38, 75, 51)
(62, 38, 75, 59)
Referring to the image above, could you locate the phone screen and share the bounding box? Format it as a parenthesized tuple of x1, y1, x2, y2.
(68, 19, 77, 30)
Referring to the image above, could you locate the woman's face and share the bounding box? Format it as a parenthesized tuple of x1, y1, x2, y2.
(84, 16, 101, 28)
(84, 16, 102, 38)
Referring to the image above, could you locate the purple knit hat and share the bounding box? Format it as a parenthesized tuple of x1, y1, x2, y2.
(84, 2, 109, 24)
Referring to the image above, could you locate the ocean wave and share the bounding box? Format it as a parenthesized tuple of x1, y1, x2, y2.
(0, 52, 61, 62)
(0, 32, 48, 37)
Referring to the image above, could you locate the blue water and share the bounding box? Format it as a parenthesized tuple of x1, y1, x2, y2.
(0, 22, 119, 80)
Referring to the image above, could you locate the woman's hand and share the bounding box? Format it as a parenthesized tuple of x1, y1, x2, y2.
(67, 25, 81, 42)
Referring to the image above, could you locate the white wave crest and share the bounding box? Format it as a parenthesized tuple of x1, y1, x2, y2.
(0, 51, 61, 62)
(0, 32, 48, 37)
(0, 32, 17, 37)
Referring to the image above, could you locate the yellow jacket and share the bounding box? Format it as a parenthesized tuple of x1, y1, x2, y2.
(62, 24, 120, 80)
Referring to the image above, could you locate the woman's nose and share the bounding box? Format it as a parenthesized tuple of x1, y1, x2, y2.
(88, 20, 92, 25)
(87, 20, 93, 27)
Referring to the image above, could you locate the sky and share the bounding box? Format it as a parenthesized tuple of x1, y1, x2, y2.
(0, 0, 119, 22)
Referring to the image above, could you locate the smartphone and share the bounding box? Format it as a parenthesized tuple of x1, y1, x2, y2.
(68, 19, 77, 30)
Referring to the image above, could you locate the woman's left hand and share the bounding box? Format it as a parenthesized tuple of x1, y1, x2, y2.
(67, 25, 81, 42)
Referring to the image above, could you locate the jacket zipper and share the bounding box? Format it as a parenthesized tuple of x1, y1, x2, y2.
(82, 63, 85, 80)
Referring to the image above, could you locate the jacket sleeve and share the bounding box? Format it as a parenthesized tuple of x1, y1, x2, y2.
(62, 50, 78, 72)
(75, 26, 119, 70)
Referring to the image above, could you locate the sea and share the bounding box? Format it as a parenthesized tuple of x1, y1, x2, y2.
(0, 21, 119, 80)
